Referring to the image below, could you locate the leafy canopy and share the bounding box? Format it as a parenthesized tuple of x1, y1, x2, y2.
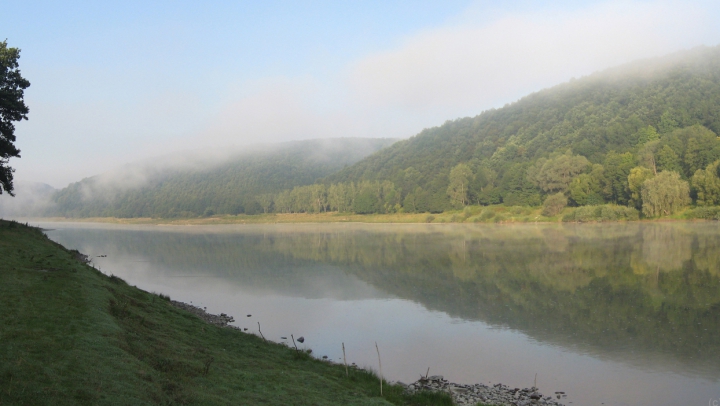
(0, 40, 30, 195)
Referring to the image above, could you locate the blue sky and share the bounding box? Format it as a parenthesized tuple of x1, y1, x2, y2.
(3, 0, 720, 187)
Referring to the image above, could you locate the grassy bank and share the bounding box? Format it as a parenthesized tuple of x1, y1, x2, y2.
(27, 203, 705, 226)
(0, 220, 453, 405)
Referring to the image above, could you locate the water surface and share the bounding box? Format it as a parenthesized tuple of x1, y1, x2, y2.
(38, 221, 720, 406)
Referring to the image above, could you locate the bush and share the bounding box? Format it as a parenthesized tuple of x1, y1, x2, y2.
(425, 215, 435, 223)
(687, 206, 720, 219)
(480, 210, 495, 220)
(542, 193, 567, 217)
(562, 205, 639, 222)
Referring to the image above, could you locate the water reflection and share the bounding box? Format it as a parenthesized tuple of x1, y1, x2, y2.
(40, 222, 720, 405)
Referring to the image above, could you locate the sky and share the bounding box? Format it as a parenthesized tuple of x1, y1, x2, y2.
(3, 0, 720, 188)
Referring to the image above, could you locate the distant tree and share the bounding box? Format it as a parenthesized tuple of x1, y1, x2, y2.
(635, 125, 659, 145)
(256, 194, 273, 213)
(658, 111, 679, 134)
(637, 140, 660, 175)
(0, 41, 31, 195)
(447, 163, 473, 206)
(656, 145, 682, 174)
(627, 166, 654, 210)
(679, 125, 720, 177)
(602, 152, 634, 204)
(641, 171, 690, 217)
(691, 161, 720, 206)
(542, 192, 567, 217)
(568, 172, 603, 206)
(528, 153, 590, 193)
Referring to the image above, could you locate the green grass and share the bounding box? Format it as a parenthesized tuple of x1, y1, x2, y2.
(0, 220, 453, 405)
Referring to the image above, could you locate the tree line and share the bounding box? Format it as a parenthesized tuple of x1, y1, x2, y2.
(49, 46, 720, 219)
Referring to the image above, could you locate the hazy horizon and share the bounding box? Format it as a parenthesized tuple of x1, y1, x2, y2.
(4, 0, 720, 188)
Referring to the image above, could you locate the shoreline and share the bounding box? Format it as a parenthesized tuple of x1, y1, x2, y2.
(174, 300, 567, 406)
(7, 210, 713, 227)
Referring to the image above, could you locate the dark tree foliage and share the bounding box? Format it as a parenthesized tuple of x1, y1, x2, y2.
(322, 46, 720, 211)
(0, 41, 30, 195)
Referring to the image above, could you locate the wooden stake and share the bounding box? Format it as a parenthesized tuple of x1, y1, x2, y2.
(291, 334, 299, 354)
(534, 372, 537, 389)
(375, 342, 383, 396)
(342, 343, 348, 378)
(425, 367, 430, 379)
(257, 322, 266, 342)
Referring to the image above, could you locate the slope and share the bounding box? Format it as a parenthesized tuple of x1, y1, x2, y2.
(322, 45, 720, 212)
(51, 138, 396, 218)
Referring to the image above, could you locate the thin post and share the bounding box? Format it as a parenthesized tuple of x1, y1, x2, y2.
(342, 343, 348, 377)
(375, 341, 383, 396)
(257, 322, 266, 342)
(291, 334, 299, 354)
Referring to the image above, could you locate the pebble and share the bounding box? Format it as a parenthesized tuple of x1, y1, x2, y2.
(170, 301, 235, 327)
(404, 376, 566, 406)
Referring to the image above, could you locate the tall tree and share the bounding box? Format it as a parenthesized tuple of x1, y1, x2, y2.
(641, 171, 690, 217)
(447, 163, 473, 206)
(0, 41, 30, 195)
(528, 153, 590, 193)
(627, 166, 654, 210)
(691, 161, 720, 206)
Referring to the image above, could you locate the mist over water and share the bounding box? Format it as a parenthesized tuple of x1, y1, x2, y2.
(38, 221, 720, 406)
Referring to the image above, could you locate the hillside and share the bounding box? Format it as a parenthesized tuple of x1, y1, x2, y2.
(312, 45, 720, 214)
(48, 46, 720, 219)
(50, 138, 396, 218)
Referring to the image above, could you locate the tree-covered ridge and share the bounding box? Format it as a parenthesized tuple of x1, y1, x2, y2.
(50, 46, 720, 218)
(308, 45, 720, 214)
(51, 138, 396, 218)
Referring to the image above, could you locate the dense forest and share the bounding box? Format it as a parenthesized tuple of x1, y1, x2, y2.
(51, 45, 720, 219)
(254, 46, 720, 217)
(50, 138, 395, 217)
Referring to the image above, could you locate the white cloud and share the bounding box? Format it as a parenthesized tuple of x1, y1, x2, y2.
(184, 0, 720, 156)
(347, 1, 720, 121)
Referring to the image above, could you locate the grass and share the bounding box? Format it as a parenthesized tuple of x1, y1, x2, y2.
(0, 219, 454, 405)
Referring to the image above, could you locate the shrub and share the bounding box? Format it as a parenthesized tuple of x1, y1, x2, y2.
(542, 193, 567, 217)
(425, 215, 435, 223)
(687, 206, 720, 219)
(562, 205, 639, 222)
(480, 210, 495, 220)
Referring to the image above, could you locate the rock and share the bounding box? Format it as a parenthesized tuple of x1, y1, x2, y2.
(297, 336, 305, 343)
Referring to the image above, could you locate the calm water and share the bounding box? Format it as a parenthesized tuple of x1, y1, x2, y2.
(36, 221, 720, 406)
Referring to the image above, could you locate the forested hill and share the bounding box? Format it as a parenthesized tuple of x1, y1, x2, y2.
(317, 45, 720, 213)
(51, 138, 396, 217)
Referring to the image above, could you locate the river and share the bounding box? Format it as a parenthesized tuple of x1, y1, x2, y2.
(35, 221, 720, 406)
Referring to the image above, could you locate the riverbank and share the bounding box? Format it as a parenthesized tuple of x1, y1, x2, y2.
(22, 203, 715, 226)
(0, 219, 453, 405)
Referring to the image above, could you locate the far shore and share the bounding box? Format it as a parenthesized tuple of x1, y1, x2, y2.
(11, 206, 713, 226)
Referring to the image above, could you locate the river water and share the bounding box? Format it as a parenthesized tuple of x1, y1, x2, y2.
(36, 221, 720, 406)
